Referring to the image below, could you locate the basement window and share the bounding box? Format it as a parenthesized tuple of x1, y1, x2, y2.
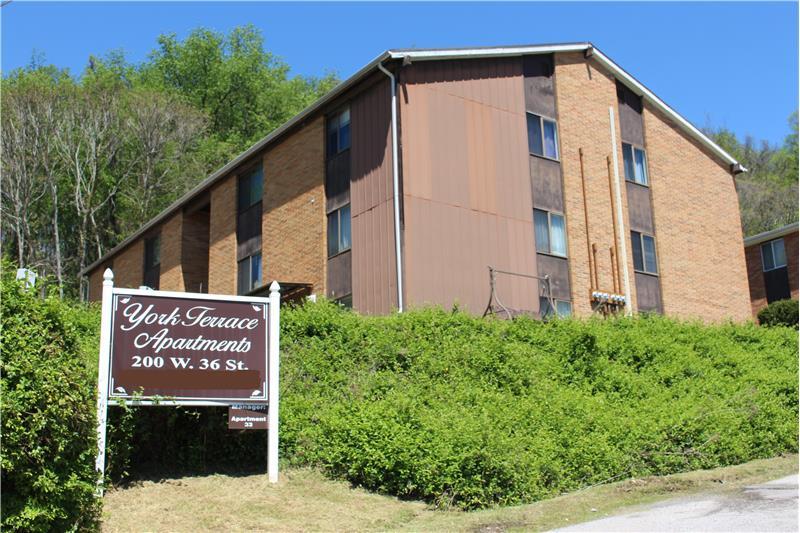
(540, 297, 572, 319)
(238, 253, 262, 295)
(534, 209, 567, 257)
(622, 143, 649, 186)
(327, 204, 351, 257)
(631, 231, 658, 274)
(327, 108, 351, 157)
(761, 238, 787, 272)
(526, 113, 559, 160)
(336, 294, 353, 309)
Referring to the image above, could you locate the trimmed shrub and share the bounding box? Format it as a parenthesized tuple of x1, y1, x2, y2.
(1, 273, 101, 531)
(117, 301, 797, 510)
(758, 299, 799, 328)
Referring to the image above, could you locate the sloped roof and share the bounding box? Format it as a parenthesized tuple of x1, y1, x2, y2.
(82, 42, 744, 276)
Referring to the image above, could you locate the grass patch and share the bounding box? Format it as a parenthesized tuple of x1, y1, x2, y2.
(102, 454, 797, 532)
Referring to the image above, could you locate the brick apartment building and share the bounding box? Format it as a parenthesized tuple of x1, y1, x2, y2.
(744, 222, 799, 317)
(82, 43, 752, 321)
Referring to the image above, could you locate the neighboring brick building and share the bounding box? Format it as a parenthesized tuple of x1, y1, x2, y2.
(744, 222, 799, 318)
(82, 43, 751, 322)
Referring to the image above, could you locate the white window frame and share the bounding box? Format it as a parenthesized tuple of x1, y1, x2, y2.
(761, 238, 787, 272)
(540, 297, 572, 319)
(526, 112, 560, 161)
(631, 231, 658, 275)
(534, 209, 568, 258)
(622, 142, 649, 186)
(327, 204, 351, 258)
(238, 252, 263, 295)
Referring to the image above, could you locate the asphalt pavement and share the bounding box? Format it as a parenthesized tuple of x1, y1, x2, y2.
(554, 474, 798, 532)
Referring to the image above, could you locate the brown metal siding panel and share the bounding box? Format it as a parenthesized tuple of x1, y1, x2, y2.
(523, 54, 556, 118)
(350, 78, 397, 314)
(634, 272, 662, 313)
(326, 250, 352, 299)
(617, 82, 645, 146)
(536, 254, 571, 301)
(625, 181, 655, 234)
(325, 152, 351, 212)
(530, 156, 564, 213)
(400, 58, 540, 315)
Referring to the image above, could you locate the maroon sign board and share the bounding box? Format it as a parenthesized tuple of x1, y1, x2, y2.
(94, 270, 282, 494)
(108, 293, 268, 402)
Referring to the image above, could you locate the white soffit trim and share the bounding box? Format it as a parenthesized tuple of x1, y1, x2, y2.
(388, 43, 589, 60)
(743, 222, 799, 247)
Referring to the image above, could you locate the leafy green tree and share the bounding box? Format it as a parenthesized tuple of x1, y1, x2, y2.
(706, 111, 799, 236)
(140, 25, 337, 163)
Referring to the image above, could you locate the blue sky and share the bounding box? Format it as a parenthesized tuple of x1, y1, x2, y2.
(2, 2, 797, 145)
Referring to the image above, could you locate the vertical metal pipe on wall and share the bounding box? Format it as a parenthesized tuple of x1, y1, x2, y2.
(608, 107, 633, 315)
(377, 62, 405, 312)
(579, 148, 595, 292)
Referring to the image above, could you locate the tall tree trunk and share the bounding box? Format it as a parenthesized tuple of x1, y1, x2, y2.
(51, 181, 64, 298)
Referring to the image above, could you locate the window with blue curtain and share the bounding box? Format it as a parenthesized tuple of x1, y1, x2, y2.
(534, 209, 567, 257)
(526, 113, 559, 160)
(623, 143, 649, 185)
(631, 231, 658, 274)
(327, 204, 351, 257)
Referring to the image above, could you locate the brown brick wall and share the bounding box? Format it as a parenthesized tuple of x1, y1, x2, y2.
(262, 117, 326, 294)
(746, 230, 799, 317)
(209, 175, 238, 295)
(643, 104, 751, 322)
(88, 264, 108, 301)
(159, 213, 184, 292)
(555, 52, 749, 322)
(113, 240, 144, 289)
(554, 53, 637, 316)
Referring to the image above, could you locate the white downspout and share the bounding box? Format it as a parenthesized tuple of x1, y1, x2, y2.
(378, 62, 404, 312)
(608, 106, 633, 316)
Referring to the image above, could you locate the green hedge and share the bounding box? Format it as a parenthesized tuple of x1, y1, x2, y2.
(3, 287, 797, 517)
(1, 275, 101, 531)
(758, 299, 799, 328)
(278, 304, 797, 509)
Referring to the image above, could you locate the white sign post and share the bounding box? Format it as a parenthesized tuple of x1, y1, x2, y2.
(267, 280, 280, 483)
(94, 269, 281, 495)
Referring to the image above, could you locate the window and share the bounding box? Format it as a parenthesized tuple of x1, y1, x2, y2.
(534, 209, 567, 256)
(526, 113, 559, 159)
(622, 143, 649, 185)
(327, 204, 351, 257)
(143, 234, 161, 289)
(761, 238, 787, 272)
(327, 108, 351, 157)
(540, 297, 572, 319)
(336, 294, 353, 309)
(238, 253, 262, 295)
(631, 231, 658, 274)
(238, 165, 263, 212)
